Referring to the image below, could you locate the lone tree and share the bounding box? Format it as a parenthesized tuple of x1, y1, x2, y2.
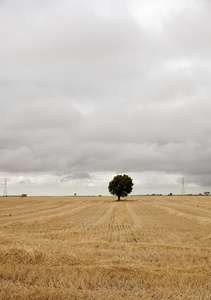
(108, 174, 134, 201)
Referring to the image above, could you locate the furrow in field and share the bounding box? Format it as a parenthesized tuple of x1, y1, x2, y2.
(127, 198, 211, 245)
(36, 200, 120, 233)
(82, 202, 118, 231)
(152, 196, 211, 219)
(0, 197, 69, 217)
(127, 200, 188, 243)
(154, 204, 211, 226)
(0, 197, 89, 223)
(70, 205, 110, 230)
(47, 201, 139, 243)
(31, 203, 103, 232)
(103, 201, 141, 243)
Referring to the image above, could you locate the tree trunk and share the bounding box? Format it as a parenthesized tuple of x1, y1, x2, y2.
(117, 195, 120, 201)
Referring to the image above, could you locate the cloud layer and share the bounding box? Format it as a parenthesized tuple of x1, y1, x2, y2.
(0, 0, 211, 194)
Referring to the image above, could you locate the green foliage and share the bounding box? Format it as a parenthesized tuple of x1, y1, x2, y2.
(108, 174, 134, 201)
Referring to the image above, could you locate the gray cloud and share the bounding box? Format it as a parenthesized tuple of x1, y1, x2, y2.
(0, 0, 211, 194)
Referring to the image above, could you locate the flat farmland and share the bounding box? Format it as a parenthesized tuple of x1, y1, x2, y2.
(0, 195, 210, 299)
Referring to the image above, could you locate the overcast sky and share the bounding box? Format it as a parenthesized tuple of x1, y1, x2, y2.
(0, 0, 211, 195)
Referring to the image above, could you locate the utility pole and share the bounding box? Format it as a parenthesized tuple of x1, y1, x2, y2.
(181, 177, 185, 195)
(3, 178, 8, 196)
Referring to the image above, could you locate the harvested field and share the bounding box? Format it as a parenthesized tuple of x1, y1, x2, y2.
(0, 195, 210, 299)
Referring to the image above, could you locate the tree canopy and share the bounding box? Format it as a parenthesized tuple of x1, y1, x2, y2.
(108, 174, 134, 201)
